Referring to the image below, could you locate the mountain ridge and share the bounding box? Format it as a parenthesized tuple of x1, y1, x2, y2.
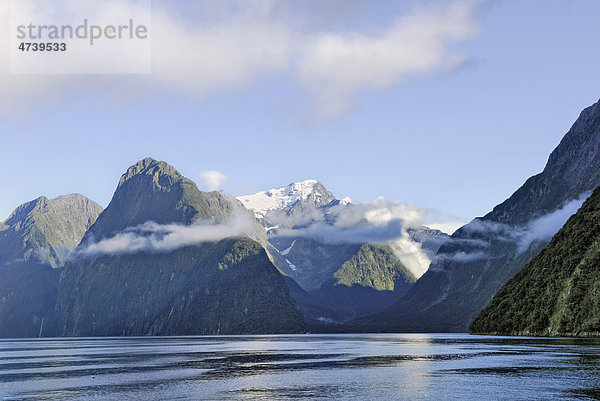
(87, 157, 232, 241)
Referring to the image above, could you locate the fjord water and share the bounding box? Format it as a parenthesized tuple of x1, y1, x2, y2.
(1, 334, 599, 400)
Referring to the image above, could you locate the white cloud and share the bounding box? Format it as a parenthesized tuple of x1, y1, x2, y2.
(198, 170, 227, 191)
(0, 0, 480, 121)
(0, 0, 292, 110)
(426, 219, 467, 235)
(298, 0, 478, 120)
(150, 7, 292, 96)
(517, 192, 590, 252)
(332, 197, 427, 228)
(432, 250, 488, 265)
(259, 196, 454, 278)
(80, 212, 256, 255)
(388, 232, 432, 279)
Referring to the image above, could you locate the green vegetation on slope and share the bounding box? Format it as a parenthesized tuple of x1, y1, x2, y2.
(471, 187, 600, 336)
(333, 244, 416, 291)
(310, 244, 416, 322)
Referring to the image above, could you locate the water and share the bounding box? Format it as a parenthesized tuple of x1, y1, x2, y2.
(1, 334, 600, 400)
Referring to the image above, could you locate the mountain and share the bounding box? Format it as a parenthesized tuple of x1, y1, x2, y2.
(471, 186, 600, 336)
(0, 194, 102, 338)
(237, 179, 339, 224)
(239, 180, 447, 326)
(54, 158, 305, 336)
(310, 243, 417, 322)
(270, 237, 418, 323)
(360, 98, 600, 332)
(86, 158, 232, 239)
(0, 194, 103, 268)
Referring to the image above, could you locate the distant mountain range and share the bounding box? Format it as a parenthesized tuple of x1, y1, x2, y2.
(237, 180, 448, 325)
(1, 99, 599, 338)
(237, 179, 347, 223)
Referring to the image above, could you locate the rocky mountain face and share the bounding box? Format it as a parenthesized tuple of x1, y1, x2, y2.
(0, 194, 103, 338)
(360, 99, 600, 332)
(239, 180, 447, 326)
(471, 186, 600, 336)
(54, 158, 305, 336)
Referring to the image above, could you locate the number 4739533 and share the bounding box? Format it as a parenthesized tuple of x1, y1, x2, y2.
(18, 42, 66, 51)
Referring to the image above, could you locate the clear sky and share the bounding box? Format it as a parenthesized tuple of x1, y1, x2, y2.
(1, 0, 599, 228)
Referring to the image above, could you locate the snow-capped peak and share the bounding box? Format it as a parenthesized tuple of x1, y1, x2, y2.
(339, 197, 352, 206)
(237, 179, 335, 219)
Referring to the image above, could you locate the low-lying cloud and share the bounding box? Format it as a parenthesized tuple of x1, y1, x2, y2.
(388, 233, 434, 279)
(430, 192, 591, 267)
(517, 192, 590, 253)
(74, 190, 462, 279)
(264, 197, 459, 279)
(79, 212, 257, 256)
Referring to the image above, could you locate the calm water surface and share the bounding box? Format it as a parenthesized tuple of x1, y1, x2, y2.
(1, 334, 600, 400)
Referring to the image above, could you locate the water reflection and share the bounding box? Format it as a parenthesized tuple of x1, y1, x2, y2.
(1, 334, 600, 400)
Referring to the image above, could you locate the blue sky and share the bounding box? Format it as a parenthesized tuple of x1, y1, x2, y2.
(1, 0, 599, 229)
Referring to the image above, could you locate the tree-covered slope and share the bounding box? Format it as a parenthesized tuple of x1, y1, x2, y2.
(471, 187, 600, 336)
(332, 244, 416, 291)
(270, 238, 417, 324)
(311, 244, 416, 322)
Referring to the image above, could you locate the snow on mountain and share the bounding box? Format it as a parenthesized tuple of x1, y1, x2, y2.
(280, 239, 296, 255)
(237, 180, 336, 219)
